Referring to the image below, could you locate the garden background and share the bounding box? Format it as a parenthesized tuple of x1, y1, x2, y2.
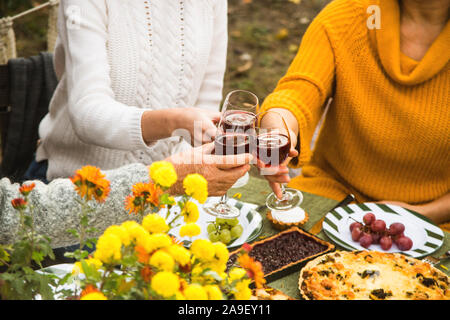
(1, 0, 331, 103)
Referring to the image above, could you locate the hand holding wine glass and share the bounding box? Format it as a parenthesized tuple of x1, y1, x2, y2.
(255, 111, 303, 211)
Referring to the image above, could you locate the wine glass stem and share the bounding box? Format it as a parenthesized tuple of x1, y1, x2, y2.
(220, 194, 228, 204)
(279, 184, 291, 201)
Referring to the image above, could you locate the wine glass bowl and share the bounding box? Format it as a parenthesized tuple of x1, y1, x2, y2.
(203, 90, 259, 219)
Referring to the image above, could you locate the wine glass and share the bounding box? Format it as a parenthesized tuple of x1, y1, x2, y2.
(255, 111, 303, 211)
(203, 123, 252, 218)
(220, 90, 259, 188)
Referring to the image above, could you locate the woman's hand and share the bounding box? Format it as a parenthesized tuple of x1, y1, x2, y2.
(173, 107, 221, 146)
(257, 148, 298, 199)
(378, 193, 450, 225)
(166, 143, 253, 197)
(141, 108, 220, 146)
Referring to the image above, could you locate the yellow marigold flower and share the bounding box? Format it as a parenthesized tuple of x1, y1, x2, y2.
(122, 221, 148, 244)
(229, 267, 247, 282)
(149, 161, 178, 188)
(183, 174, 208, 204)
(234, 279, 252, 300)
(212, 242, 229, 265)
(184, 284, 208, 300)
(80, 292, 108, 300)
(204, 285, 223, 300)
(205, 261, 227, 274)
(151, 271, 180, 298)
(182, 201, 200, 223)
(175, 291, 186, 300)
(70, 166, 110, 203)
(94, 233, 122, 264)
(179, 223, 201, 238)
(149, 250, 175, 272)
(142, 214, 169, 234)
(138, 233, 173, 253)
(167, 245, 191, 266)
(104, 225, 131, 246)
(72, 258, 102, 275)
(190, 239, 214, 261)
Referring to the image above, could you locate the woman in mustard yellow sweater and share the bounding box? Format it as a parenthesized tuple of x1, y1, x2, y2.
(259, 0, 450, 227)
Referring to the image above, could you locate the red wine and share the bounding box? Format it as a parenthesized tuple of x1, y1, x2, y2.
(214, 133, 251, 156)
(222, 111, 257, 133)
(256, 133, 290, 167)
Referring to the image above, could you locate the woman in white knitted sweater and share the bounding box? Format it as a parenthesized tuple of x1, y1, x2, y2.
(34, 0, 228, 181)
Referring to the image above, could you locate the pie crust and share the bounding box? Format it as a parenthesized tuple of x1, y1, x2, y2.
(298, 250, 450, 300)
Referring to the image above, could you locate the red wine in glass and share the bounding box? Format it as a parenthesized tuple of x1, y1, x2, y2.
(214, 133, 251, 156)
(222, 111, 257, 133)
(256, 132, 290, 167)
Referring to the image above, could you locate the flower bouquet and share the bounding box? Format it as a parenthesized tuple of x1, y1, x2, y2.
(0, 161, 265, 300)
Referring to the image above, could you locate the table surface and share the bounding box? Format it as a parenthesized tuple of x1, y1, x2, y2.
(229, 168, 450, 300)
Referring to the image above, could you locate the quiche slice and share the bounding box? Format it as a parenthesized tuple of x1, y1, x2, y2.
(299, 250, 449, 300)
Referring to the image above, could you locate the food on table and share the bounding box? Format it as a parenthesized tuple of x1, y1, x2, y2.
(348, 212, 413, 251)
(250, 286, 294, 300)
(207, 217, 243, 245)
(299, 251, 450, 300)
(227, 227, 334, 282)
(266, 207, 309, 230)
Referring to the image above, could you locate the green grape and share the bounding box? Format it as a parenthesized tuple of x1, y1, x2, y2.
(206, 223, 216, 234)
(230, 225, 244, 239)
(219, 229, 231, 244)
(208, 232, 220, 243)
(226, 218, 239, 227)
(216, 218, 227, 225)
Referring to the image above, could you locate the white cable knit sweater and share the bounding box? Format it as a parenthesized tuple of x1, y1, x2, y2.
(36, 0, 228, 181)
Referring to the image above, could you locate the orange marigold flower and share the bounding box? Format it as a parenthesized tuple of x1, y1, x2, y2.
(124, 194, 146, 215)
(80, 284, 100, 298)
(70, 166, 110, 202)
(140, 266, 153, 283)
(19, 183, 35, 196)
(11, 198, 27, 210)
(237, 253, 266, 289)
(132, 182, 162, 206)
(135, 245, 150, 264)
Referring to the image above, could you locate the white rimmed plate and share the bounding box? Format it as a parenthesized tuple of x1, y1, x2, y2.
(322, 203, 444, 258)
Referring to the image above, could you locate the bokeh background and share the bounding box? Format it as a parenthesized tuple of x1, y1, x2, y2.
(1, 0, 331, 102)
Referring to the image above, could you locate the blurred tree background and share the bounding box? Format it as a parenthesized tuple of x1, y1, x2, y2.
(1, 0, 331, 103)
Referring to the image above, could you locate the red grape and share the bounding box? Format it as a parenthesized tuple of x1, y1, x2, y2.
(396, 236, 413, 251)
(351, 227, 363, 241)
(380, 236, 393, 251)
(349, 222, 363, 232)
(371, 232, 381, 244)
(393, 232, 405, 245)
(371, 219, 386, 233)
(388, 222, 405, 235)
(363, 213, 376, 225)
(359, 234, 373, 248)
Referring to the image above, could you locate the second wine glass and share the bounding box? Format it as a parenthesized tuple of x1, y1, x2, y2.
(255, 111, 303, 211)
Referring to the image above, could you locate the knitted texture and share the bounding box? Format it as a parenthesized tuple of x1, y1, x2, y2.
(261, 0, 450, 204)
(0, 163, 148, 248)
(36, 0, 228, 180)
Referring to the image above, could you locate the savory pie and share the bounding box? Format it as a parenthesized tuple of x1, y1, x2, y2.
(299, 250, 449, 300)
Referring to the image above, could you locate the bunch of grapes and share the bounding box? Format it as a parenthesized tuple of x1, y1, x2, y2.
(207, 217, 244, 245)
(349, 213, 413, 251)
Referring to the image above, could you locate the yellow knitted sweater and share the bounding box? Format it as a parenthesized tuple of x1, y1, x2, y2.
(261, 0, 450, 204)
